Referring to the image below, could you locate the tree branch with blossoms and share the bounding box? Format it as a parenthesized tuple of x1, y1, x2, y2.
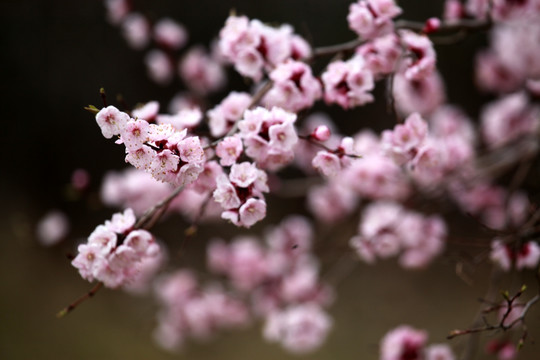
(41, 0, 540, 359)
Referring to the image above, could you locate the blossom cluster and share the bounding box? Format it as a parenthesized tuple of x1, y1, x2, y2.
(71, 209, 162, 289)
(213, 162, 269, 228)
(207, 216, 333, 353)
(95, 105, 206, 187)
(50, 0, 540, 357)
(153, 270, 250, 351)
(380, 325, 455, 360)
(218, 15, 311, 81)
(350, 201, 447, 269)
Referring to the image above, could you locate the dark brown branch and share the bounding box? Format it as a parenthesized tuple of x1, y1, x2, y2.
(312, 18, 491, 59)
(394, 19, 491, 33)
(56, 282, 103, 318)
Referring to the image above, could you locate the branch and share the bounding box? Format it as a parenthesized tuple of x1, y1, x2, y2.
(56, 282, 103, 318)
(312, 18, 491, 58)
(134, 184, 185, 230)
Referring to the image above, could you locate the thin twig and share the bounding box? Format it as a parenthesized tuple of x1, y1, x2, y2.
(311, 19, 491, 59)
(134, 185, 185, 229)
(56, 282, 103, 318)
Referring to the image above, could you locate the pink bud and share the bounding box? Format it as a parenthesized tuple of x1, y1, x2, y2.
(312, 125, 331, 141)
(71, 168, 90, 191)
(423, 17, 441, 34)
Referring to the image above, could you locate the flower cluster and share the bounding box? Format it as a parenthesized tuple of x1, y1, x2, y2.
(213, 162, 269, 228)
(350, 201, 447, 269)
(207, 215, 333, 353)
(321, 55, 375, 109)
(55, 0, 540, 356)
(263, 60, 322, 112)
(95, 105, 206, 187)
(218, 15, 311, 80)
(347, 0, 402, 40)
(153, 270, 250, 351)
(380, 325, 455, 360)
(237, 106, 299, 170)
(207, 91, 252, 137)
(490, 239, 540, 272)
(71, 209, 161, 288)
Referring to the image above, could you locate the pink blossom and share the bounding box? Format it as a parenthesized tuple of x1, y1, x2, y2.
(239, 198, 266, 228)
(216, 136, 243, 166)
(179, 46, 226, 95)
(87, 225, 117, 255)
(72, 210, 162, 289)
(264, 304, 332, 353)
(150, 150, 180, 182)
(380, 325, 428, 360)
(207, 239, 230, 273)
(177, 136, 205, 164)
(213, 175, 241, 210)
(399, 30, 436, 81)
(264, 60, 322, 112)
(266, 215, 313, 256)
(125, 145, 154, 172)
(307, 182, 358, 223)
(410, 142, 445, 185)
(381, 112, 428, 165)
(492, 21, 540, 80)
(357, 33, 402, 76)
(153, 18, 188, 50)
(100, 169, 171, 215)
(343, 155, 410, 200)
(36, 210, 69, 246)
(144, 50, 174, 85)
(351, 201, 446, 268)
(105, 207, 136, 233)
(486, 340, 518, 360)
(96, 105, 130, 139)
(312, 125, 331, 142)
(228, 237, 268, 290)
(322, 56, 375, 109)
(218, 15, 310, 80)
(124, 229, 155, 256)
(481, 92, 540, 148)
(208, 92, 252, 137)
(312, 151, 341, 177)
(229, 162, 259, 187)
(123, 248, 165, 295)
(516, 241, 540, 270)
(104, 0, 130, 25)
(425, 344, 456, 360)
(132, 101, 159, 122)
(238, 107, 298, 170)
(268, 120, 298, 151)
(121, 13, 150, 50)
(121, 119, 150, 151)
(444, 0, 465, 22)
(71, 168, 90, 191)
(156, 108, 202, 130)
(347, 0, 401, 39)
(490, 239, 540, 271)
(393, 70, 446, 116)
(71, 243, 103, 282)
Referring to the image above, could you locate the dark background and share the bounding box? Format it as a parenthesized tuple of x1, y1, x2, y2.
(1, 1, 537, 359)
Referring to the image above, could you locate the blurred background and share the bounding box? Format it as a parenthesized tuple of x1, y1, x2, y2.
(1, 0, 538, 359)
